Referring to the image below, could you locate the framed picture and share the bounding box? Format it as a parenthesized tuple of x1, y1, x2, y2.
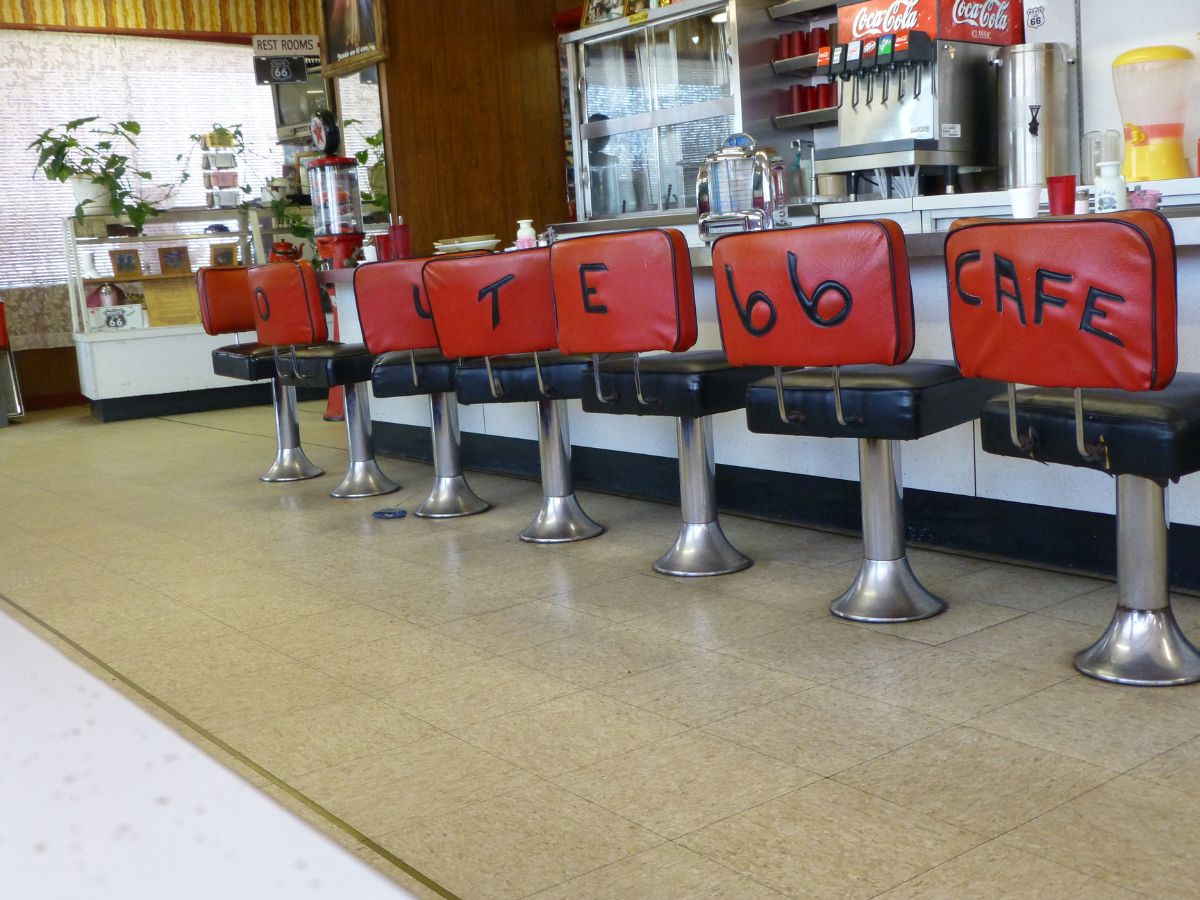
(108, 249, 141, 277)
(625, 0, 652, 14)
(157, 246, 191, 277)
(582, 0, 626, 26)
(320, 0, 388, 79)
(209, 243, 239, 267)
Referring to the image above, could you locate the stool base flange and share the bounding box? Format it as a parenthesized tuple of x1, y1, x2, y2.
(417, 475, 491, 518)
(1075, 606, 1200, 686)
(261, 448, 324, 483)
(654, 521, 751, 577)
(330, 460, 400, 499)
(520, 494, 605, 543)
(830, 557, 946, 623)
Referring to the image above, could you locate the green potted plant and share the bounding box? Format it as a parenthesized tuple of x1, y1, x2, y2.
(343, 119, 389, 216)
(28, 116, 169, 231)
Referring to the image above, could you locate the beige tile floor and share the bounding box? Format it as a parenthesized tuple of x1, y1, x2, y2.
(5, 402, 1200, 899)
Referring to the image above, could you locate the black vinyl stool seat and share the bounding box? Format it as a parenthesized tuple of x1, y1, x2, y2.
(979, 374, 1200, 481)
(946, 211, 1200, 686)
(552, 230, 762, 577)
(457, 351, 594, 405)
(716, 221, 1000, 623)
(583, 350, 767, 419)
(197, 265, 322, 483)
(280, 342, 377, 387)
(371, 348, 461, 398)
(747, 361, 1002, 440)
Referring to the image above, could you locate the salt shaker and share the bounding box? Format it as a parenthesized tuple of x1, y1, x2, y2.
(1073, 188, 1090, 215)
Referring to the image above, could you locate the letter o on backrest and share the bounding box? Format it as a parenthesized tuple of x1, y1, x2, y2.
(712, 220, 914, 368)
(246, 260, 328, 347)
(944, 210, 1177, 390)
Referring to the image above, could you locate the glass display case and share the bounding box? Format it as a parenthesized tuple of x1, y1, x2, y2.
(566, 1, 739, 220)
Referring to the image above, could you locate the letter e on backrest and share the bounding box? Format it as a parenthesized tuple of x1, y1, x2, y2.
(550, 229, 697, 354)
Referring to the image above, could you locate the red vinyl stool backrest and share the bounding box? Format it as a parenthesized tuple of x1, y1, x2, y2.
(355, 257, 439, 354)
(712, 220, 914, 367)
(945, 211, 1177, 390)
(422, 248, 558, 358)
(196, 266, 255, 336)
(247, 260, 328, 347)
(549, 228, 696, 354)
(354, 252, 489, 355)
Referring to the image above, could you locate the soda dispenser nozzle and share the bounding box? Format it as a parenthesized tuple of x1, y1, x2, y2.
(876, 34, 895, 104)
(845, 40, 863, 109)
(829, 44, 848, 109)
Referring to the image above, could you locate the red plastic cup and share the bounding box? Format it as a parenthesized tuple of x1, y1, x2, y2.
(373, 232, 392, 261)
(817, 82, 834, 109)
(790, 30, 806, 57)
(388, 223, 411, 259)
(777, 34, 790, 60)
(1047, 175, 1076, 216)
(809, 27, 828, 49)
(790, 84, 804, 113)
(804, 85, 818, 111)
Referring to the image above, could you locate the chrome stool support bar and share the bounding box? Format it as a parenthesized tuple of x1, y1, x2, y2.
(417, 391, 490, 518)
(330, 382, 400, 499)
(830, 438, 945, 622)
(1075, 475, 1200, 685)
(260, 380, 323, 482)
(655, 415, 750, 577)
(520, 398, 604, 543)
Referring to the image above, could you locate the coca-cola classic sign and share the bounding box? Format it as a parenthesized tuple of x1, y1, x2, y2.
(837, 0, 1021, 46)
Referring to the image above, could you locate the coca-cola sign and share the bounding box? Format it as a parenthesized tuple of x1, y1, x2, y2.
(838, 0, 1020, 45)
(848, 0, 925, 40)
(950, 0, 1010, 29)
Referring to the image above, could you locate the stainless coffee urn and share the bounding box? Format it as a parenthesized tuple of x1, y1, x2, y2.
(992, 43, 1075, 187)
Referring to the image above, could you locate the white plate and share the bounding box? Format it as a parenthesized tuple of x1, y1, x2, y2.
(433, 239, 501, 252)
(434, 233, 495, 245)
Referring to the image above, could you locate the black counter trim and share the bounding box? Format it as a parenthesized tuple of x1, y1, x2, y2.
(88, 384, 323, 422)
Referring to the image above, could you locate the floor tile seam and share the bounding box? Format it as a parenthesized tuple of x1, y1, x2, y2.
(510, 837, 677, 900)
(968, 773, 1161, 899)
(155, 415, 352, 453)
(0, 592, 463, 900)
(373, 682, 587, 735)
(956, 714, 1169, 777)
(706, 633, 927, 685)
(592, 677, 818, 732)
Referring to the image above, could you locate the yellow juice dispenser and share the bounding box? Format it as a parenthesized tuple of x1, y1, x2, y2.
(1112, 46, 1195, 181)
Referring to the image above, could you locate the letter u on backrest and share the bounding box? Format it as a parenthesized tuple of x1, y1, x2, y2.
(354, 257, 440, 355)
(944, 210, 1177, 390)
(421, 247, 558, 360)
(549, 228, 696, 355)
(712, 219, 914, 368)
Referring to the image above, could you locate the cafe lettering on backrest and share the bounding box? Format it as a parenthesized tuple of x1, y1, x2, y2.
(952, 249, 1126, 346)
(712, 221, 914, 369)
(944, 215, 1177, 391)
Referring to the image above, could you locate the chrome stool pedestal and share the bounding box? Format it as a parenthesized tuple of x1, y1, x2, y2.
(261, 380, 323, 482)
(1075, 475, 1200, 686)
(831, 438, 945, 623)
(655, 416, 749, 577)
(417, 391, 489, 518)
(521, 398, 604, 543)
(330, 383, 400, 499)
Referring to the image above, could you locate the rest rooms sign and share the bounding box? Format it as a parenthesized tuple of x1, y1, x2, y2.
(252, 34, 320, 57)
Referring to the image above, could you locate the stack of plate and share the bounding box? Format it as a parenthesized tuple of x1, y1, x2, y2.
(433, 234, 501, 253)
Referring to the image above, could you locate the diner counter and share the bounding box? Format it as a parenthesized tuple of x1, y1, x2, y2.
(323, 181, 1200, 540)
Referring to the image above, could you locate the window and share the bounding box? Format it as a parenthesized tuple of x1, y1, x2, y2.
(0, 30, 282, 288)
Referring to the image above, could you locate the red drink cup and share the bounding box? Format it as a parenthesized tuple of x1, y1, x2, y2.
(388, 223, 411, 259)
(790, 30, 806, 57)
(790, 84, 804, 113)
(373, 232, 392, 261)
(777, 34, 789, 60)
(1047, 175, 1076, 216)
(809, 27, 828, 49)
(804, 85, 818, 111)
(816, 82, 833, 109)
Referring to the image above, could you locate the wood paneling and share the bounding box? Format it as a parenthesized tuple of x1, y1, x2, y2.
(12, 347, 84, 409)
(381, 0, 570, 255)
(0, 0, 320, 36)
